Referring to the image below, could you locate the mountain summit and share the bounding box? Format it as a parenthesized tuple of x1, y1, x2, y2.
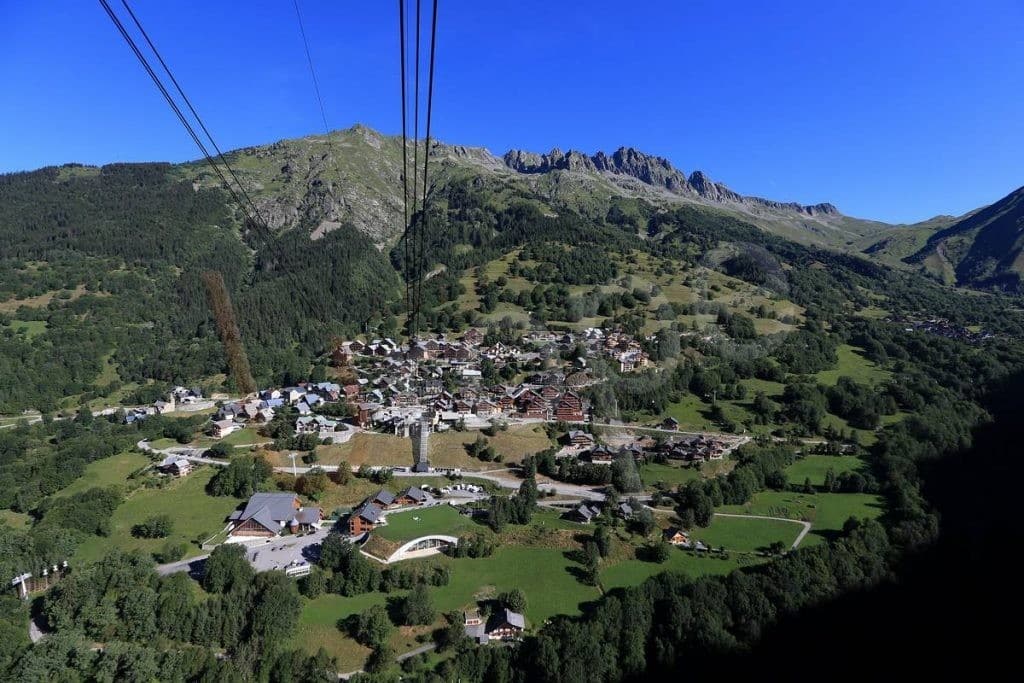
(503, 145, 838, 219)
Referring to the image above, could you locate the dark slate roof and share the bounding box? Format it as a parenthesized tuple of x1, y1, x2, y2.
(489, 609, 525, 631)
(293, 508, 322, 525)
(354, 504, 382, 523)
(239, 492, 299, 522)
(372, 489, 396, 506)
(399, 487, 429, 502)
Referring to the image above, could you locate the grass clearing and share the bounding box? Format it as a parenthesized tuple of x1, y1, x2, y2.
(431, 546, 601, 623)
(816, 344, 891, 386)
(785, 455, 866, 486)
(695, 514, 803, 553)
(601, 548, 756, 591)
(0, 509, 31, 528)
(53, 451, 150, 498)
(374, 505, 479, 542)
(640, 461, 701, 488)
(718, 490, 886, 546)
(73, 467, 244, 564)
(3, 320, 48, 338)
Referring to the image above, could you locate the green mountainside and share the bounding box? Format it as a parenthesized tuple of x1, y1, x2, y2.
(1, 125, 1021, 414)
(181, 125, 892, 249)
(904, 185, 1024, 290)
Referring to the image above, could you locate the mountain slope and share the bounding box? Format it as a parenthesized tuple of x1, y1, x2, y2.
(907, 186, 1024, 290)
(182, 125, 894, 249)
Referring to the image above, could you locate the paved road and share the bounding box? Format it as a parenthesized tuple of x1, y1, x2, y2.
(156, 554, 209, 577)
(713, 512, 812, 549)
(138, 440, 230, 467)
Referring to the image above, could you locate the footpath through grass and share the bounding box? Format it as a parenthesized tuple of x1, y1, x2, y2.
(718, 489, 886, 546)
(695, 515, 804, 553)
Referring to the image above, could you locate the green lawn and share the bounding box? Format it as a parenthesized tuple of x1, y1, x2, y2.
(4, 319, 48, 338)
(289, 544, 600, 670)
(718, 490, 886, 546)
(601, 548, 754, 591)
(374, 504, 478, 542)
(73, 467, 244, 564)
(430, 546, 601, 624)
(53, 451, 150, 498)
(695, 515, 804, 553)
(288, 593, 382, 671)
(785, 455, 865, 486)
(816, 344, 891, 386)
(0, 509, 31, 528)
(148, 437, 182, 450)
(640, 461, 701, 488)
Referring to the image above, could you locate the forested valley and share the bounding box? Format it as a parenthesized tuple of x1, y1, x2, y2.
(2, 153, 1024, 681)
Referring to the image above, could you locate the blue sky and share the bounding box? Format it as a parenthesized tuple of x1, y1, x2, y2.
(1, 0, 1022, 223)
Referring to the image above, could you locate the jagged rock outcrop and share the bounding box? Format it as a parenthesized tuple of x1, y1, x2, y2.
(503, 144, 839, 218)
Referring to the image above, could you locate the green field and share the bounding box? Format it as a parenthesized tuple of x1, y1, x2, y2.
(430, 546, 600, 623)
(288, 592, 382, 671)
(3, 319, 48, 338)
(601, 548, 754, 591)
(289, 544, 600, 670)
(0, 509, 31, 528)
(374, 504, 479, 542)
(816, 344, 891, 386)
(695, 515, 804, 553)
(640, 461, 701, 487)
(718, 490, 886, 546)
(53, 451, 150, 498)
(785, 455, 865, 486)
(73, 467, 244, 564)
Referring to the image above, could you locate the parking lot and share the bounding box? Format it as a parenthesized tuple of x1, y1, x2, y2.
(244, 525, 332, 573)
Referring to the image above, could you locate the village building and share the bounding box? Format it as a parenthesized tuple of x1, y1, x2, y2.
(211, 419, 240, 439)
(348, 503, 383, 535)
(664, 527, 691, 546)
(567, 429, 595, 448)
(158, 455, 191, 477)
(565, 503, 602, 524)
(228, 493, 323, 538)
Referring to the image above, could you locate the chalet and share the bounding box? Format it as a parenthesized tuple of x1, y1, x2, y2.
(356, 402, 381, 427)
(331, 346, 352, 366)
(228, 493, 323, 538)
(454, 399, 474, 415)
(158, 455, 191, 477)
(348, 339, 366, 354)
(617, 501, 639, 519)
(664, 528, 691, 546)
(462, 328, 483, 345)
(394, 486, 432, 506)
(567, 430, 595, 448)
(464, 608, 525, 644)
(589, 445, 615, 464)
(520, 397, 548, 419)
(474, 400, 501, 417)
(487, 609, 526, 640)
(370, 489, 398, 509)
(662, 417, 680, 431)
(554, 392, 585, 422)
(212, 419, 240, 439)
(153, 399, 173, 414)
(348, 503, 382, 535)
(311, 381, 341, 399)
(540, 385, 561, 401)
(565, 503, 601, 524)
(342, 384, 360, 399)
